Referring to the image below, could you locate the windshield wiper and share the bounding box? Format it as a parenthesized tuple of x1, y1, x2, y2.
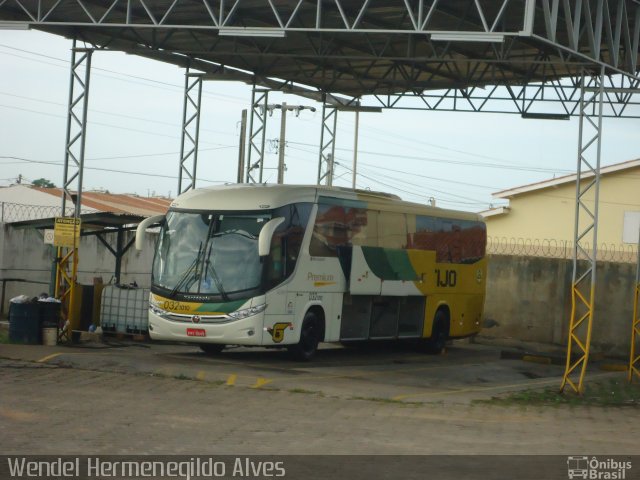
(169, 242, 203, 297)
(211, 229, 257, 240)
(204, 241, 229, 301)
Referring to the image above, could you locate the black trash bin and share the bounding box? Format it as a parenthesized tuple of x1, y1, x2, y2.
(40, 302, 61, 329)
(39, 302, 61, 345)
(8, 302, 40, 344)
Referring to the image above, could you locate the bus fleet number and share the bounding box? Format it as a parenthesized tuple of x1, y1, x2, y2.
(163, 301, 190, 312)
(435, 269, 457, 288)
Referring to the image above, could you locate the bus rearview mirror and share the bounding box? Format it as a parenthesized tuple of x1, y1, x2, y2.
(135, 214, 165, 251)
(259, 217, 285, 257)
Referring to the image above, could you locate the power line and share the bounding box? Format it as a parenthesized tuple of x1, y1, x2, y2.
(0, 155, 234, 185)
(286, 143, 500, 204)
(0, 103, 236, 147)
(355, 161, 500, 190)
(334, 160, 491, 208)
(0, 146, 234, 165)
(0, 90, 237, 137)
(0, 44, 247, 104)
(287, 139, 573, 175)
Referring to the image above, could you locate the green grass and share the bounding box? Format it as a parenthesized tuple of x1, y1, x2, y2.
(0, 329, 9, 344)
(351, 396, 423, 406)
(477, 378, 640, 407)
(288, 388, 321, 395)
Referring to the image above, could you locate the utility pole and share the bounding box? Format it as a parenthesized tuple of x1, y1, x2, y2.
(237, 109, 247, 183)
(277, 102, 287, 184)
(266, 103, 316, 184)
(352, 110, 359, 189)
(327, 153, 334, 186)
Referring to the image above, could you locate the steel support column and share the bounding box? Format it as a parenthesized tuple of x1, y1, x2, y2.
(246, 88, 269, 183)
(561, 66, 606, 394)
(629, 228, 640, 382)
(317, 102, 338, 186)
(61, 42, 92, 217)
(95, 229, 137, 285)
(178, 70, 203, 195)
(56, 41, 92, 342)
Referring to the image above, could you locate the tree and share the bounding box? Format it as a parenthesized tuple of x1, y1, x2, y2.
(32, 178, 56, 188)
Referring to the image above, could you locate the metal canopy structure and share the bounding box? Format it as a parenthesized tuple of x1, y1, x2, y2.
(1, 1, 639, 114)
(1, 1, 640, 392)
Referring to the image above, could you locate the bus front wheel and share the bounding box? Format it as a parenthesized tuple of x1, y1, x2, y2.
(200, 343, 225, 355)
(288, 312, 321, 361)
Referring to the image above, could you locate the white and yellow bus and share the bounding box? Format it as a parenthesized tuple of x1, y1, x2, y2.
(136, 184, 487, 360)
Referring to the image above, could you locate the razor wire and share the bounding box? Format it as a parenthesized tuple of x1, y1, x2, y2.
(0, 202, 92, 223)
(487, 236, 638, 264)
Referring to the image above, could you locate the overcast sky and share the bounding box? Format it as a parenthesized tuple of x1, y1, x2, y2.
(1, 29, 639, 213)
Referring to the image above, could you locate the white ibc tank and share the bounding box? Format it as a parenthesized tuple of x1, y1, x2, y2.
(100, 286, 150, 334)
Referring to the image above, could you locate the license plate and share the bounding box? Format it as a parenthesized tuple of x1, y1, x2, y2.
(186, 328, 206, 337)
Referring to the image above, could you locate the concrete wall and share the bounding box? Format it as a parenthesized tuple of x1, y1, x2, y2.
(1, 225, 156, 314)
(484, 254, 636, 356)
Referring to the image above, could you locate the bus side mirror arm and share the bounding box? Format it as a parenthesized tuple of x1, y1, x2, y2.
(258, 217, 285, 257)
(135, 214, 165, 251)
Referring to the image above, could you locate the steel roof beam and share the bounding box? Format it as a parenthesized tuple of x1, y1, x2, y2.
(1, 1, 639, 111)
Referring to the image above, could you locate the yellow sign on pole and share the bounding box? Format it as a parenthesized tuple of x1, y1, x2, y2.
(54, 217, 81, 247)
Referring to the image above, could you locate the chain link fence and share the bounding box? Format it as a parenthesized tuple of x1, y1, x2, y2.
(487, 236, 639, 264)
(0, 202, 93, 223)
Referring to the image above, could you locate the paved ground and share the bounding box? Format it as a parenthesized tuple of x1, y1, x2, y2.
(0, 339, 585, 403)
(0, 339, 637, 457)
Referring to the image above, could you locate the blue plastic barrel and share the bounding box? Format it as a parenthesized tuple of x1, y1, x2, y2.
(9, 302, 41, 344)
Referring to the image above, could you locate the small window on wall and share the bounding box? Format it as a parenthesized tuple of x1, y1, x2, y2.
(623, 211, 640, 244)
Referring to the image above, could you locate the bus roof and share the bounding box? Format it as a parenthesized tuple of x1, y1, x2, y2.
(170, 184, 482, 222)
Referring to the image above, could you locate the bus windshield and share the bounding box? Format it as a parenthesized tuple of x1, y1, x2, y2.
(152, 210, 271, 300)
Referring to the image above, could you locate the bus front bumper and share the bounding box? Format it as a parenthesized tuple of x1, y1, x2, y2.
(148, 309, 265, 346)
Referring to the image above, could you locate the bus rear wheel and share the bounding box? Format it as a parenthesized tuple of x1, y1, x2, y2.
(288, 312, 321, 361)
(424, 310, 449, 354)
(200, 343, 225, 355)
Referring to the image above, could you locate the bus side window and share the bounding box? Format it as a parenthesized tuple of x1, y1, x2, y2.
(266, 203, 312, 287)
(310, 204, 347, 257)
(413, 215, 435, 251)
(350, 209, 377, 247)
(458, 220, 486, 263)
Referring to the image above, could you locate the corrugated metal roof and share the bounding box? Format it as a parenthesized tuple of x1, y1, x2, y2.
(34, 187, 171, 216)
(0, 185, 171, 223)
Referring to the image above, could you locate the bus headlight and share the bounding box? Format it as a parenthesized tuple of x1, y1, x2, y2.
(149, 304, 163, 315)
(228, 303, 267, 320)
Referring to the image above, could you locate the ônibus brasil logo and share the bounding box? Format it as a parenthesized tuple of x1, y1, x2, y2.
(567, 456, 632, 480)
